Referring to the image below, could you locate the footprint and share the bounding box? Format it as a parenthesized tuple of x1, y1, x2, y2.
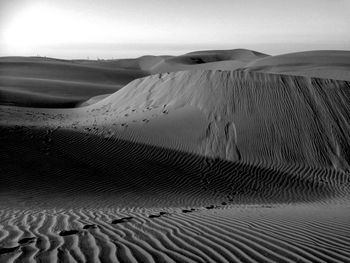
(59, 230, 79, 236)
(182, 209, 193, 213)
(83, 224, 98, 230)
(18, 237, 37, 245)
(112, 217, 133, 224)
(148, 212, 169, 218)
(159, 212, 168, 216)
(148, 214, 161, 218)
(0, 246, 20, 255)
(112, 219, 127, 224)
(205, 205, 215, 209)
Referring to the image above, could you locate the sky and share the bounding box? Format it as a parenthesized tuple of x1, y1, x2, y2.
(0, 0, 349, 59)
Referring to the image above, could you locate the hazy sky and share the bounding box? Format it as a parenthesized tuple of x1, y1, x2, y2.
(0, 0, 349, 58)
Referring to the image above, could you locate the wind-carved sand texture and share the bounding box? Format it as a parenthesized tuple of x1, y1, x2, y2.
(1, 50, 350, 262)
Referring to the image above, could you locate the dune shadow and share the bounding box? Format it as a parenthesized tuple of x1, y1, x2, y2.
(0, 126, 344, 208)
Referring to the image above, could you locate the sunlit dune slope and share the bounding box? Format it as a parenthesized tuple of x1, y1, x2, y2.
(80, 70, 350, 172)
(246, 50, 350, 81)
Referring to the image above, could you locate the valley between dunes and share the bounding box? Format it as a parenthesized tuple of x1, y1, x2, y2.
(1, 49, 350, 262)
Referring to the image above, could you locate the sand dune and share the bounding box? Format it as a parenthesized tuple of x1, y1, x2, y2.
(1, 49, 267, 108)
(246, 50, 350, 81)
(3, 50, 350, 109)
(1, 50, 350, 262)
(73, 70, 350, 172)
(0, 57, 147, 107)
(116, 49, 268, 74)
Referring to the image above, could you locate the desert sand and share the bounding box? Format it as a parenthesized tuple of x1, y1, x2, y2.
(1, 49, 350, 262)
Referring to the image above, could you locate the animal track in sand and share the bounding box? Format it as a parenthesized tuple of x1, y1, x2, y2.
(148, 212, 169, 218)
(59, 230, 80, 236)
(111, 216, 134, 224)
(148, 214, 161, 218)
(83, 224, 98, 230)
(181, 209, 195, 213)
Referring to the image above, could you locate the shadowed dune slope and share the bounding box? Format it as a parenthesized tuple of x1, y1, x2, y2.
(1, 127, 347, 209)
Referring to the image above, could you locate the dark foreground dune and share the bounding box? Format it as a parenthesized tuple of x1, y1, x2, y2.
(1, 50, 350, 262)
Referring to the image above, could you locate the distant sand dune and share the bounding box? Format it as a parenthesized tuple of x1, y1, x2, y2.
(246, 50, 350, 81)
(0, 57, 147, 107)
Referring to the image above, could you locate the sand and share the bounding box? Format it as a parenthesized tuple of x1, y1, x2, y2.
(0, 56, 147, 107)
(246, 50, 350, 81)
(1, 49, 350, 262)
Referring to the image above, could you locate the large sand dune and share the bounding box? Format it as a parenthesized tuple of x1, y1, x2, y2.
(1, 50, 350, 262)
